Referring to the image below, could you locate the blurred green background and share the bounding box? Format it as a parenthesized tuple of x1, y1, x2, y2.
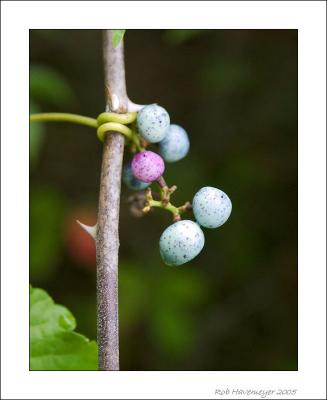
(29, 29, 297, 370)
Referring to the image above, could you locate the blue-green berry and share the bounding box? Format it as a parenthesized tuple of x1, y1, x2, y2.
(192, 186, 232, 229)
(122, 162, 150, 191)
(159, 124, 190, 162)
(159, 220, 205, 266)
(137, 104, 170, 143)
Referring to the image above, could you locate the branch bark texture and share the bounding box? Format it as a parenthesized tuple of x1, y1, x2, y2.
(96, 30, 128, 371)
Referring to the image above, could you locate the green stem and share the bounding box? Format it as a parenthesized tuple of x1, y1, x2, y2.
(143, 187, 191, 221)
(129, 122, 143, 152)
(148, 199, 181, 219)
(30, 113, 98, 128)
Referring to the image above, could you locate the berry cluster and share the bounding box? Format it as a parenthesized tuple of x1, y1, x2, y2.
(122, 104, 232, 266)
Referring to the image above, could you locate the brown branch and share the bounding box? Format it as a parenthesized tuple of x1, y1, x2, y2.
(96, 30, 128, 371)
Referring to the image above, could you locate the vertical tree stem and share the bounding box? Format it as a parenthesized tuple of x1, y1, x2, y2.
(96, 30, 128, 371)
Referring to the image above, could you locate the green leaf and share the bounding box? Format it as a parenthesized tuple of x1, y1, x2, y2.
(112, 30, 126, 48)
(30, 64, 75, 107)
(30, 286, 98, 370)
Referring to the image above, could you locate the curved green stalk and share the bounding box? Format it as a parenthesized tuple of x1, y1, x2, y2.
(29, 112, 142, 149)
(30, 113, 98, 128)
(97, 122, 132, 142)
(97, 112, 136, 125)
(96, 112, 136, 142)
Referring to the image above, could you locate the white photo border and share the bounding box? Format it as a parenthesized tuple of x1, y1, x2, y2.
(1, 1, 326, 399)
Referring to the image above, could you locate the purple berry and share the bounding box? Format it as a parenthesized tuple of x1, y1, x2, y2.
(131, 150, 165, 183)
(122, 162, 150, 191)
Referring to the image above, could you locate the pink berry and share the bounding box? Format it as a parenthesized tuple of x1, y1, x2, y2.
(131, 150, 165, 183)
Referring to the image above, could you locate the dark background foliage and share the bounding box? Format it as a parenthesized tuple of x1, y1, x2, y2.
(30, 29, 297, 370)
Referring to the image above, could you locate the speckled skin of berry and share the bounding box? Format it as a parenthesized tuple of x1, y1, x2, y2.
(159, 220, 205, 266)
(122, 162, 150, 191)
(131, 150, 165, 183)
(137, 104, 170, 143)
(159, 124, 190, 162)
(192, 186, 232, 229)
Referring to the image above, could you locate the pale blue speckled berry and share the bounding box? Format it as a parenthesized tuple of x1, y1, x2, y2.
(159, 220, 205, 266)
(159, 124, 190, 162)
(192, 186, 232, 229)
(122, 162, 150, 191)
(137, 104, 170, 143)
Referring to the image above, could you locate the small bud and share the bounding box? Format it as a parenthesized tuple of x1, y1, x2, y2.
(111, 93, 120, 111)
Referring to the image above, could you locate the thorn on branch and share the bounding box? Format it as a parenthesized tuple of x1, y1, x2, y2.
(76, 220, 97, 240)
